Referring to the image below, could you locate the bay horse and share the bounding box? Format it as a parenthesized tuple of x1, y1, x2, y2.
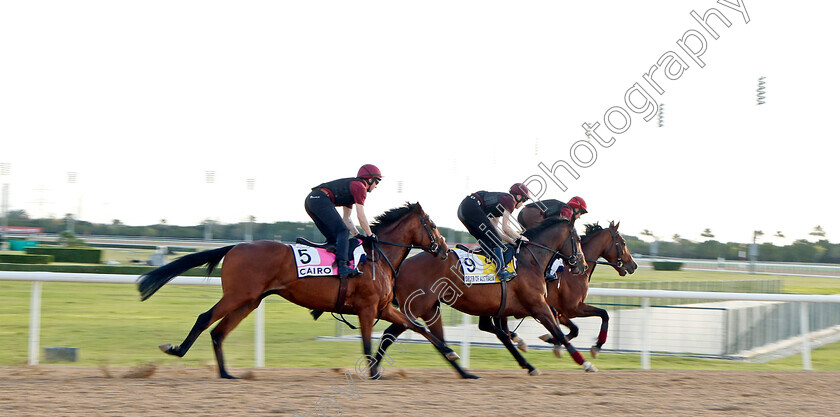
(533, 221, 638, 357)
(371, 217, 594, 379)
(137, 203, 456, 379)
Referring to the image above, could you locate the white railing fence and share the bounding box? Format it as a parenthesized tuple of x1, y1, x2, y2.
(2, 271, 840, 370)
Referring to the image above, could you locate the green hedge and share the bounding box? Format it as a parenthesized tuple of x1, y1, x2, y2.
(87, 243, 198, 253)
(652, 261, 684, 271)
(0, 263, 221, 276)
(25, 247, 102, 264)
(0, 254, 55, 264)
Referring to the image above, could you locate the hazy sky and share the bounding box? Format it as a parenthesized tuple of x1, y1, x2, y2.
(1, 1, 837, 245)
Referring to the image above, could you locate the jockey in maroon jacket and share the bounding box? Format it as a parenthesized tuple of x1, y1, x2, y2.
(305, 164, 382, 278)
(457, 183, 531, 281)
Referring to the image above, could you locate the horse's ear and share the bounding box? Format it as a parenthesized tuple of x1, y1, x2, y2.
(612, 221, 620, 230)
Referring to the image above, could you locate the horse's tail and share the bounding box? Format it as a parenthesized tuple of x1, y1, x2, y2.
(137, 245, 236, 301)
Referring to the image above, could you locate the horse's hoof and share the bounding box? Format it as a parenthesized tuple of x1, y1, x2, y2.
(463, 373, 480, 379)
(590, 345, 600, 359)
(583, 361, 598, 373)
(529, 369, 542, 376)
(538, 334, 552, 343)
(513, 336, 529, 352)
(220, 374, 239, 379)
(553, 346, 563, 359)
(445, 351, 461, 361)
(158, 344, 172, 353)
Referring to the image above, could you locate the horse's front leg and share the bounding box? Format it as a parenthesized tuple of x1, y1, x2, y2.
(575, 303, 610, 358)
(531, 303, 597, 372)
(356, 305, 378, 381)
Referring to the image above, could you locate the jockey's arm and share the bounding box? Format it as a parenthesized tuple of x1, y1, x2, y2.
(355, 204, 374, 236)
(490, 216, 515, 245)
(501, 211, 528, 243)
(342, 206, 359, 234)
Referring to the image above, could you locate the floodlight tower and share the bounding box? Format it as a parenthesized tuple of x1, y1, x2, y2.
(1, 163, 10, 246)
(66, 172, 78, 234)
(204, 170, 215, 241)
(245, 178, 255, 242)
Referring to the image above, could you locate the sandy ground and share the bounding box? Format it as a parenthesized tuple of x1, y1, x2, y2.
(1, 365, 838, 416)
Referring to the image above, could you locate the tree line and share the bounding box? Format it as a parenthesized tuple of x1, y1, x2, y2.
(3, 210, 838, 264)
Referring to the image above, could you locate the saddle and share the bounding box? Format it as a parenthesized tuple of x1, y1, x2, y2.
(455, 243, 517, 267)
(295, 237, 336, 252)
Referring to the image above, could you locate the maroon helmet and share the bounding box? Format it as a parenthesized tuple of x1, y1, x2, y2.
(357, 164, 382, 181)
(567, 196, 587, 214)
(509, 183, 531, 203)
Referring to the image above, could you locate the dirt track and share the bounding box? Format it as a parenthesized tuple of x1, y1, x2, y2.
(2, 366, 838, 416)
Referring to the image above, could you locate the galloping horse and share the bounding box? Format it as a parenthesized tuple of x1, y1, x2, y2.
(536, 222, 638, 357)
(371, 217, 593, 379)
(137, 203, 456, 379)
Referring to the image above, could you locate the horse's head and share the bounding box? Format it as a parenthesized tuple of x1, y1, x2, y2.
(373, 202, 448, 260)
(604, 221, 637, 276)
(414, 204, 449, 260)
(524, 217, 586, 275)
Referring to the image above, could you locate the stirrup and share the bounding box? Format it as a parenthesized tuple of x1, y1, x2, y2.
(497, 270, 516, 282)
(338, 264, 361, 278)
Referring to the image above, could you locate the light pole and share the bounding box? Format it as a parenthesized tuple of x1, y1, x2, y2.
(245, 178, 255, 242)
(204, 171, 215, 241)
(66, 171, 78, 234)
(641, 229, 658, 257)
(750, 230, 763, 274)
(1, 163, 10, 247)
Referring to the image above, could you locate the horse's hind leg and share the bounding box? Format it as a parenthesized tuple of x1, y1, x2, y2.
(210, 298, 262, 379)
(490, 317, 539, 376)
(160, 301, 222, 357)
(371, 323, 409, 379)
(539, 316, 579, 347)
(379, 305, 477, 379)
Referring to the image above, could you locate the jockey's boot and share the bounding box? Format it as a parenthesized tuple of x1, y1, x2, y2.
(493, 247, 516, 281)
(338, 261, 362, 278)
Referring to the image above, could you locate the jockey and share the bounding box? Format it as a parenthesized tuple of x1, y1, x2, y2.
(457, 183, 531, 281)
(305, 164, 381, 278)
(561, 196, 588, 221)
(546, 196, 588, 280)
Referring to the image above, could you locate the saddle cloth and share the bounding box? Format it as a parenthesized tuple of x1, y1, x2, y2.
(451, 248, 516, 285)
(292, 241, 366, 278)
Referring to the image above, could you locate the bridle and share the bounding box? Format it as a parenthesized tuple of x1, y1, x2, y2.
(374, 212, 443, 255)
(587, 226, 626, 269)
(371, 212, 446, 276)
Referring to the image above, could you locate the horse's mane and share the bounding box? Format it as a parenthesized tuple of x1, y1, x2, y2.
(522, 217, 569, 239)
(371, 202, 422, 233)
(581, 223, 604, 242)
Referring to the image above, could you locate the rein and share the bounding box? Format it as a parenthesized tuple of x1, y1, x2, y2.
(522, 220, 582, 269)
(369, 212, 445, 276)
(332, 211, 442, 330)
